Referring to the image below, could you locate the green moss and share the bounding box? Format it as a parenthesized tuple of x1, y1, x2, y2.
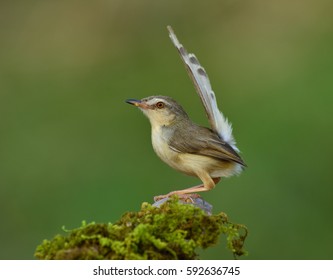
(35, 197, 247, 259)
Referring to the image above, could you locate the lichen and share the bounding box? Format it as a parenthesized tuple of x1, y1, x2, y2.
(35, 197, 247, 259)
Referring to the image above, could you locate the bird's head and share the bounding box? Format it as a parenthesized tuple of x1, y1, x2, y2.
(126, 95, 189, 127)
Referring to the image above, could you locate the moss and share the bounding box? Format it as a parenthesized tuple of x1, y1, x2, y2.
(35, 197, 247, 259)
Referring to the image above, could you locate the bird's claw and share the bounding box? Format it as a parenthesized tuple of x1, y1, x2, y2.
(154, 193, 201, 203)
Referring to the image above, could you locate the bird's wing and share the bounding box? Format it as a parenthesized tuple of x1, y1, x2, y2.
(167, 26, 238, 151)
(168, 125, 246, 166)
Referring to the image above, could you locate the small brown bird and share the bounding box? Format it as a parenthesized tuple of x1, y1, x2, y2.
(126, 26, 246, 201)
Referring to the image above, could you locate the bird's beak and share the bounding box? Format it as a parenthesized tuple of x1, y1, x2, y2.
(125, 99, 149, 109)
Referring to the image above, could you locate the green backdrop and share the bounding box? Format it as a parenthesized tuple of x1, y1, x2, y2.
(1, 0, 332, 259)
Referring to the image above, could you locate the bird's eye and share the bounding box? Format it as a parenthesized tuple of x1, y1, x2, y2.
(156, 102, 165, 109)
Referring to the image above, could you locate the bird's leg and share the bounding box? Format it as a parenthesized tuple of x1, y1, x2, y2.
(154, 173, 221, 201)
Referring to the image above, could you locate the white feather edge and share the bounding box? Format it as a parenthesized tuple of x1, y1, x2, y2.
(167, 26, 238, 152)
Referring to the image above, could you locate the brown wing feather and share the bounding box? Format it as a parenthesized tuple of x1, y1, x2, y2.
(168, 124, 246, 166)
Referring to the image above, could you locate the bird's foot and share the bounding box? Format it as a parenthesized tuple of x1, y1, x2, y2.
(154, 192, 201, 203)
(178, 193, 201, 203)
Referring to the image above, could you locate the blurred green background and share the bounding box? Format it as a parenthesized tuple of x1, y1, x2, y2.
(1, 0, 332, 259)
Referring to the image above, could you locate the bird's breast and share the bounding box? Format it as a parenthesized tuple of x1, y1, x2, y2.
(151, 125, 181, 169)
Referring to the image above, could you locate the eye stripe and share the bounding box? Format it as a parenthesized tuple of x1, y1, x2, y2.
(145, 97, 173, 108)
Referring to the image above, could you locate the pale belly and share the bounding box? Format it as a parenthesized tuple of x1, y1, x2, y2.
(151, 127, 242, 178)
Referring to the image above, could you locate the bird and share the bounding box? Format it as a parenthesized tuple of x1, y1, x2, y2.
(126, 26, 246, 201)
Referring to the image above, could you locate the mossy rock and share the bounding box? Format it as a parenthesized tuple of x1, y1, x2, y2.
(35, 197, 247, 259)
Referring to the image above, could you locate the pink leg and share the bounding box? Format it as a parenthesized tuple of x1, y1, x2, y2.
(154, 177, 221, 201)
